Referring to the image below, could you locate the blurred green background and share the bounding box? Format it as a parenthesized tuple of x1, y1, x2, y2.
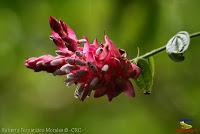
(0, 0, 200, 133)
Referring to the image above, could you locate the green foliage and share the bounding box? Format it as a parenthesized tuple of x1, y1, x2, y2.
(135, 57, 155, 94)
(168, 53, 185, 62)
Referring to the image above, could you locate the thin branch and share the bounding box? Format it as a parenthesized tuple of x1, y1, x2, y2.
(135, 32, 200, 59)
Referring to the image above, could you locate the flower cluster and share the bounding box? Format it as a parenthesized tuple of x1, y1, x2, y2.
(25, 16, 141, 101)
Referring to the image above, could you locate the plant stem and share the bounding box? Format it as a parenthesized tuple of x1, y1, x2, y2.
(139, 46, 166, 59)
(137, 32, 200, 59)
(190, 32, 200, 38)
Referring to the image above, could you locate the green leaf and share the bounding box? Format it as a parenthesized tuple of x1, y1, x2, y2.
(148, 57, 155, 77)
(168, 53, 185, 62)
(134, 57, 155, 94)
(166, 31, 190, 62)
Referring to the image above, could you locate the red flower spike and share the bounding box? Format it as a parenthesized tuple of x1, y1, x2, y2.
(25, 16, 141, 101)
(50, 31, 66, 50)
(49, 16, 79, 52)
(49, 16, 62, 34)
(25, 55, 66, 74)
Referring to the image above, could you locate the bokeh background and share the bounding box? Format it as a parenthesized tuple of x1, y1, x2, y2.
(0, 0, 200, 133)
